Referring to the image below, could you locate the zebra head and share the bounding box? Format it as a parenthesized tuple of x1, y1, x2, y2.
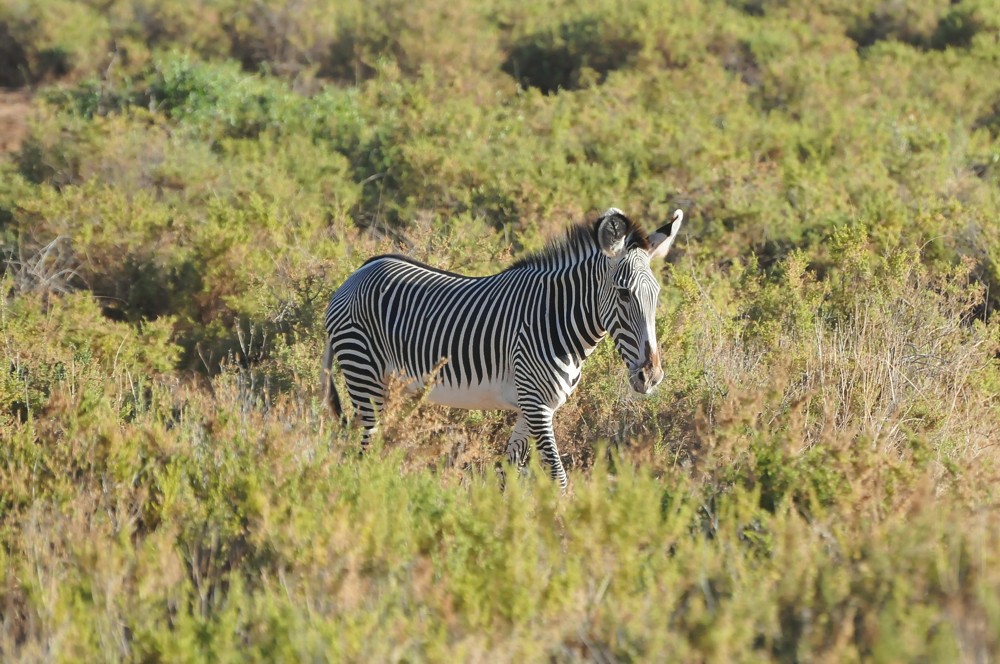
(596, 208, 684, 394)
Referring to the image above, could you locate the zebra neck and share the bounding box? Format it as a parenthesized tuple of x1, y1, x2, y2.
(535, 254, 608, 364)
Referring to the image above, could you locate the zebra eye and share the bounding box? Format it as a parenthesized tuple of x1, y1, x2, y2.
(616, 288, 631, 303)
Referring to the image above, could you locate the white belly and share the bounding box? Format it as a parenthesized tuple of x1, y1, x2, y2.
(415, 377, 518, 411)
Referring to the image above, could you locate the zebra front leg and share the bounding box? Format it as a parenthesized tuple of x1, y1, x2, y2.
(523, 405, 569, 491)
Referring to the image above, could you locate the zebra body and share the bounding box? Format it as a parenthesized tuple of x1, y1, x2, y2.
(323, 208, 683, 488)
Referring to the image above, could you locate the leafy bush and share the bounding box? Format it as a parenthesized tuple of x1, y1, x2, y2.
(2, 0, 1000, 659)
(0, 276, 178, 424)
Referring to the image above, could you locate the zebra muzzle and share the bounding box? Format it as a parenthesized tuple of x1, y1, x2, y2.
(629, 341, 664, 394)
(629, 363, 664, 395)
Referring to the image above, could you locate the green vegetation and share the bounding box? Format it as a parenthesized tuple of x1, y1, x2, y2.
(2, 0, 1000, 660)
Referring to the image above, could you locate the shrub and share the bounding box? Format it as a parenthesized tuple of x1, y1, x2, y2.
(2, 1, 1000, 658)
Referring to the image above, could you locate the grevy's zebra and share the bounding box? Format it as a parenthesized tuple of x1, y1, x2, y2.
(322, 208, 683, 489)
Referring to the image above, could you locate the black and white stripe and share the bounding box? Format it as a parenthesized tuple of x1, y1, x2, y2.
(323, 208, 684, 489)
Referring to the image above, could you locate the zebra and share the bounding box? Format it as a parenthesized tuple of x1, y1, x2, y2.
(322, 207, 684, 489)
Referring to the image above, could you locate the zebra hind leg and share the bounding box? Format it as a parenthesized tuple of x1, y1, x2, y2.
(506, 413, 531, 469)
(496, 413, 531, 492)
(342, 375, 385, 453)
(329, 330, 385, 453)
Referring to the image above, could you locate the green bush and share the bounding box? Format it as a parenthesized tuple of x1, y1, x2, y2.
(0, 276, 178, 424)
(2, 0, 1000, 659)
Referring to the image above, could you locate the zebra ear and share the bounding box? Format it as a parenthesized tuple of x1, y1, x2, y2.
(647, 209, 683, 260)
(597, 209, 628, 257)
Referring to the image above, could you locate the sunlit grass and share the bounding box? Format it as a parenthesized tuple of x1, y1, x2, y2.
(3, 0, 1000, 658)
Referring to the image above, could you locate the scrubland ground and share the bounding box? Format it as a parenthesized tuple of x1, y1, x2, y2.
(2, 0, 1000, 661)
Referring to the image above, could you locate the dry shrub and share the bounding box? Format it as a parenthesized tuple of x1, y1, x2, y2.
(3, 235, 82, 300)
(361, 365, 511, 485)
(799, 276, 995, 456)
(3, 1, 1000, 656)
(644, 245, 1000, 522)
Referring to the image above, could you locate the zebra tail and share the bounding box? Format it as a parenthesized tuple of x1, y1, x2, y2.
(321, 340, 347, 424)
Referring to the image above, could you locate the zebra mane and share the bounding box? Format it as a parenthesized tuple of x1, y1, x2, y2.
(510, 210, 650, 271)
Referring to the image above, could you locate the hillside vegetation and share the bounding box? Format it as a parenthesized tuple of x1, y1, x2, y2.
(2, 0, 1000, 660)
